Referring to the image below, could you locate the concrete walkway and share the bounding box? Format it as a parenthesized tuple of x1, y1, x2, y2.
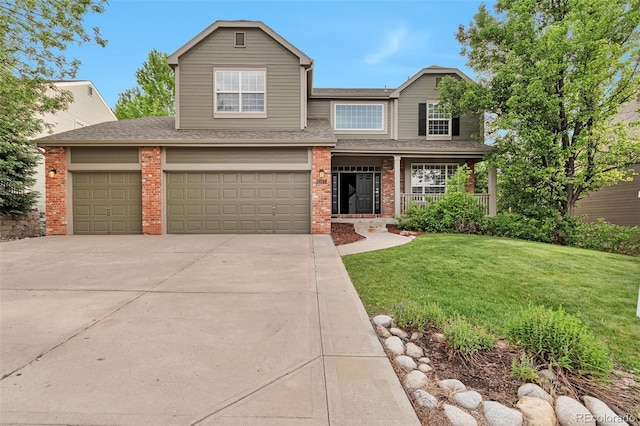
(0, 235, 418, 425)
(338, 231, 413, 256)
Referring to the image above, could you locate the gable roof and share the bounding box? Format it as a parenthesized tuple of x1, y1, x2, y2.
(167, 20, 312, 67)
(52, 80, 117, 122)
(389, 66, 473, 98)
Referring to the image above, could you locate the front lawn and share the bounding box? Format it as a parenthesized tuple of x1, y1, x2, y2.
(342, 234, 640, 373)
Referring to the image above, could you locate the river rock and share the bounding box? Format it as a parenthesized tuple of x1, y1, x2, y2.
(439, 379, 466, 393)
(405, 342, 424, 358)
(484, 401, 523, 426)
(444, 404, 478, 426)
(453, 390, 483, 410)
(375, 324, 391, 338)
(582, 396, 629, 426)
(414, 389, 438, 408)
(517, 396, 557, 426)
(384, 336, 405, 355)
(404, 370, 428, 389)
(395, 355, 417, 371)
(372, 315, 392, 327)
(518, 383, 553, 405)
(556, 396, 596, 426)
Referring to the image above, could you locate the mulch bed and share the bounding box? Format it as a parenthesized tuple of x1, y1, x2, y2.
(331, 222, 366, 246)
(386, 224, 427, 237)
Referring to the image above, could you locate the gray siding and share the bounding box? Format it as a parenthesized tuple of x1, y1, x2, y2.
(71, 147, 140, 164)
(178, 27, 301, 130)
(166, 147, 308, 164)
(397, 74, 480, 140)
(574, 164, 640, 226)
(308, 99, 391, 140)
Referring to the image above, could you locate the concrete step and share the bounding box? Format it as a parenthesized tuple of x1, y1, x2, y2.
(353, 220, 388, 233)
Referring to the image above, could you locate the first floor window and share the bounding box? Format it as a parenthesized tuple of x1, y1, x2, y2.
(215, 70, 265, 113)
(411, 164, 458, 194)
(334, 104, 384, 131)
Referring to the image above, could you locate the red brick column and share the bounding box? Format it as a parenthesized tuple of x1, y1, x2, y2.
(141, 147, 162, 235)
(465, 160, 476, 193)
(311, 146, 331, 234)
(382, 157, 394, 217)
(45, 147, 67, 235)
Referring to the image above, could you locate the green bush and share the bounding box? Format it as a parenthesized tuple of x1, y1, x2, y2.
(506, 306, 612, 376)
(569, 219, 640, 256)
(444, 316, 496, 355)
(482, 213, 580, 244)
(510, 353, 540, 382)
(392, 301, 448, 331)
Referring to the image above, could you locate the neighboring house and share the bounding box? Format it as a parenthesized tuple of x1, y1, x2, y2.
(37, 20, 495, 236)
(574, 97, 640, 226)
(32, 81, 117, 213)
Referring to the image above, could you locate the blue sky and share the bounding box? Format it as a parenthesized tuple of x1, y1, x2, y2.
(68, 0, 491, 108)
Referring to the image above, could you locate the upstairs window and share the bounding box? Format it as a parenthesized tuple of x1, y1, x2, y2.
(214, 69, 266, 117)
(334, 103, 384, 131)
(419, 102, 459, 139)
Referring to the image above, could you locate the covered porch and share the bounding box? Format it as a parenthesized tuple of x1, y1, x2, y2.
(330, 139, 497, 219)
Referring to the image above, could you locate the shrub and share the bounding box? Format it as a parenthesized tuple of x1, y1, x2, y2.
(510, 353, 540, 382)
(506, 306, 612, 376)
(444, 316, 496, 355)
(569, 219, 640, 256)
(392, 301, 448, 331)
(482, 213, 581, 245)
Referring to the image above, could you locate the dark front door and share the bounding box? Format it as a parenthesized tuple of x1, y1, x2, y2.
(356, 173, 373, 214)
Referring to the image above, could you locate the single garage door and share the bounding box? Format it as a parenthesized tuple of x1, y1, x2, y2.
(73, 172, 142, 235)
(166, 172, 310, 234)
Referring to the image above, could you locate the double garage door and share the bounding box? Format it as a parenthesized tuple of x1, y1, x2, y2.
(166, 172, 310, 234)
(72, 171, 310, 234)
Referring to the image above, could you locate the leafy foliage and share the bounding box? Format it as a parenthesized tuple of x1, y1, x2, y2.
(444, 316, 496, 355)
(114, 49, 175, 119)
(398, 165, 486, 233)
(392, 301, 448, 331)
(0, 0, 107, 215)
(506, 306, 612, 377)
(569, 220, 640, 256)
(439, 0, 640, 220)
(510, 353, 540, 382)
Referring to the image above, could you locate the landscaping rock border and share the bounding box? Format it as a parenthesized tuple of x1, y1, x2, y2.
(373, 317, 632, 426)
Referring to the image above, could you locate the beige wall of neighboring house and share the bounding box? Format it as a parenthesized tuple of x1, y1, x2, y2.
(32, 81, 117, 213)
(574, 97, 640, 226)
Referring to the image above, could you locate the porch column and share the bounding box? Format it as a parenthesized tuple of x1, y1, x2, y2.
(394, 155, 401, 216)
(488, 167, 497, 217)
(141, 147, 162, 235)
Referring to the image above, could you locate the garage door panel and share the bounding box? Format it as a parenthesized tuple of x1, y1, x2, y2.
(73, 172, 142, 235)
(167, 172, 310, 234)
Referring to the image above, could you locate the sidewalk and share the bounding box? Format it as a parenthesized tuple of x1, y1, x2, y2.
(337, 230, 413, 256)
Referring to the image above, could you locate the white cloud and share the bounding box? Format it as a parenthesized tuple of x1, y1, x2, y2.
(365, 24, 411, 65)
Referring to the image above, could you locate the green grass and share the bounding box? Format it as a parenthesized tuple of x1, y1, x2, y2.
(342, 234, 640, 373)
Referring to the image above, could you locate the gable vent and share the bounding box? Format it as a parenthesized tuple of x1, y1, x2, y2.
(234, 32, 246, 47)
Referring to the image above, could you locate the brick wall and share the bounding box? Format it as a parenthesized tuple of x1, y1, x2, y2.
(382, 157, 394, 217)
(45, 147, 67, 235)
(311, 146, 331, 234)
(465, 160, 476, 193)
(141, 147, 162, 235)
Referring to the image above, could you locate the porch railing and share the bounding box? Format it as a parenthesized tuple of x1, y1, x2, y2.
(400, 193, 491, 215)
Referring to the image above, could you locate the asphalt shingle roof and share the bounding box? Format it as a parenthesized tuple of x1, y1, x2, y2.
(334, 139, 491, 155)
(311, 88, 391, 99)
(37, 117, 337, 145)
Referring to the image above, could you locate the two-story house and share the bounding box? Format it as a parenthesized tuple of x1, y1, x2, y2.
(38, 20, 494, 236)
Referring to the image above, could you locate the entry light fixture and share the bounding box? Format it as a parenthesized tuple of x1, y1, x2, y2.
(319, 169, 325, 178)
(48, 169, 57, 178)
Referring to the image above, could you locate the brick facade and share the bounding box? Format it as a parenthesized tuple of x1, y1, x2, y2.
(381, 157, 394, 216)
(45, 147, 67, 235)
(465, 159, 476, 193)
(141, 147, 162, 235)
(311, 146, 332, 234)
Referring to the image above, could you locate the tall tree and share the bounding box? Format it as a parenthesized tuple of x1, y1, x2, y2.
(114, 49, 174, 119)
(439, 0, 640, 219)
(0, 0, 107, 216)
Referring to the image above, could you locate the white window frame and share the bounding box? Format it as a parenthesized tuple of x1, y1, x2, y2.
(213, 68, 267, 119)
(410, 163, 459, 195)
(426, 101, 451, 140)
(332, 102, 386, 133)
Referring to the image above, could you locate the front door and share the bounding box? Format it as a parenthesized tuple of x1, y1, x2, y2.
(356, 173, 373, 214)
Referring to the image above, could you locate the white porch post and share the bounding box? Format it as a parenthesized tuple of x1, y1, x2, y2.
(637, 286, 640, 317)
(394, 155, 401, 216)
(488, 167, 497, 217)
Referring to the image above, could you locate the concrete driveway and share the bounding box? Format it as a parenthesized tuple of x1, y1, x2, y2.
(0, 235, 418, 425)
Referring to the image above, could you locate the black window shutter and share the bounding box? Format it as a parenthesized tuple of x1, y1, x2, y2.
(452, 116, 460, 136)
(418, 103, 427, 136)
